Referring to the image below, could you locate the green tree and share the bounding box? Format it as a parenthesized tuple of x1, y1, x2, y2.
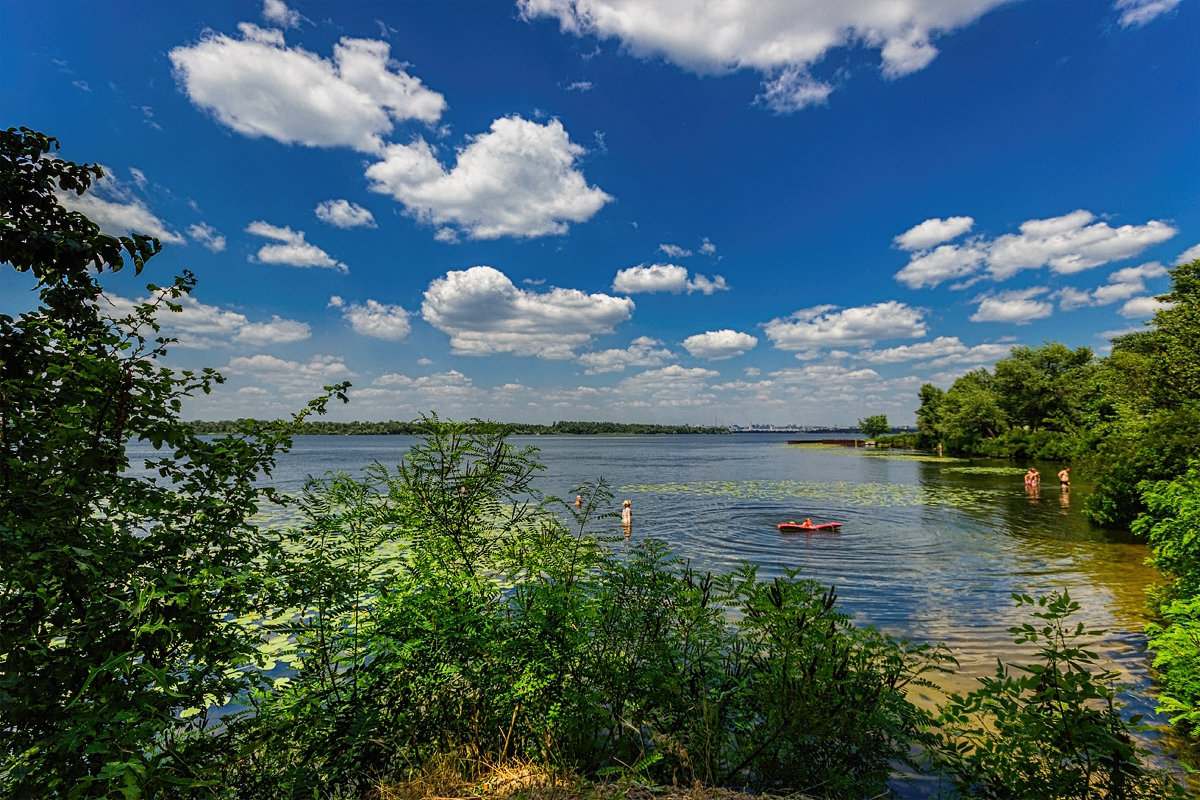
(858, 413, 890, 439)
(915, 383, 945, 449)
(991, 342, 1095, 432)
(0, 127, 345, 795)
(938, 368, 1006, 452)
(1085, 260, 1200, 528)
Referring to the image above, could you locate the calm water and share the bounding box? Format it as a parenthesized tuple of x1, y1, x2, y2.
(129, 431, 1195, 779)
(237, 434, 1160, 697)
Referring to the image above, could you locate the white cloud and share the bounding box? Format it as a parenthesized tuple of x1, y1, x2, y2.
(764, 301, 927, 350)
(613, 263, 687, 293)
(421, 265, 634, 358)
(578, 336, 674, 373)
(686, 273, 728, 294)
(519, 0, 1008, 113)
(854, 336, 1013, 368)
(223, 353, 354, 393)
(57, 174, 184, 244)
(1115, 0, 1182, 28)
(235, 315, 311, 345)
(187, 222, 226, 252)
(103, 292, 310, 348)
(615, 365, 721, 407)
(170, 26, 445, 154)
(612, 263, 728, 294)
(565, 80, 594, 92)
(262, 0, 301, 28)
(855, 336, 969, 364)
(681, 329, 758, 360)
(895, 209, 1177, 288)
(329, 296, 411, 340)
(659, 243, 691, 258)
(894, 243, 987, 289)
(1119, 295, 1172, 319)
(770, 365, 881, 385)
(315, 199, 377, 228)
(365, 116, 611, 239)
(1057, 261, 1168, 310)
(1175, 243, 1200, 265)
(969, 287, 1054, 324)
(699, 237, 716, 255)
(246, 220, 348, 272)
(894, 216, 974, 251)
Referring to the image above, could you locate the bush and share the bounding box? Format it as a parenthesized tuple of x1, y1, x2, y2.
(930, 592, 1185, 799)
(224, 416, 954, 798)
(1134, 462, 1200, 735)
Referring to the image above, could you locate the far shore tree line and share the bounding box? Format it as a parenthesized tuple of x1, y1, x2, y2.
(189, 419, 731, 436)
(3, 125, 1196, 798)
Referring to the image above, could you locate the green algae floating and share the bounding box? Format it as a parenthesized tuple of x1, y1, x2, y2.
(617, 479, 1003, 512)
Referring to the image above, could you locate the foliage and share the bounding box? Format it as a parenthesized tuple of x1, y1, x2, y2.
(0, 126, 347, 796)
(931, 592, 1186, 799)
(858, 414, 890, 439)
(223, 416, 954, 798)
(1134, 461, 1200, 732)
(916, 383, 945, 449)
(921, 344, 1097, 459)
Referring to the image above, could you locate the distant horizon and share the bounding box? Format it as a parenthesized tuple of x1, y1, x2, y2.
(3, 0, 1195, 427)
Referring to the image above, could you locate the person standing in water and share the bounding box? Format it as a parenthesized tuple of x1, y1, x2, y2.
(1058, 467, 1070, 490)
(621, 499, 632, 536)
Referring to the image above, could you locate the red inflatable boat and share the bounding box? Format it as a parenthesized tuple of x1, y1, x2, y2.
(777, 521, 842, 532)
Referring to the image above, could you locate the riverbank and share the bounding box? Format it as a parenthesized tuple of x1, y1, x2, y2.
(372, 760, 802, 800)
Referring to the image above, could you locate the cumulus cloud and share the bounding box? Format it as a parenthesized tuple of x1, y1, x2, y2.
(763, 301, 927, 351)
(223, 353, 354, 393)
(103, 292, 310, 348)
(187, 222, 226, 252)
(612, 263, 729, 294)
(770, 365, 882, 385)
(1119, 295, 1172, 319)
(854, 336, 1013, 367)
(170, 25, 445, 154)
(57, 171, 184, 244)
(894, 216, 974, 251)
(519, 0, 1008, 112)
(328, 295, 411, 340)
(895, 209, 1177, 288)
(659, 243, 691, 258)
(262, 0, 301, 28)
(969, 287, 1054, 324)
(246, 220, 348, 272)
(687, 274, 729, 294)
(1056, 261, 1168, 311)
(615, 365, 721, 407)
(681, 329, 758, 360)
(365, 116, 611, 239)
(578, 336, 674, 373)
(421, 265, 634, 358)
(315, 199, 377, 228)
(1115, 0, 1183, 28)
(1176, 243, 1200, 265)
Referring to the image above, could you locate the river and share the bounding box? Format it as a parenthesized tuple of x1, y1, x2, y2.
(130, 431, 1195, 783)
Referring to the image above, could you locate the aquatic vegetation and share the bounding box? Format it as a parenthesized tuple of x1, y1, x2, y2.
(940, 465, 1027, 476)
(618, 479, 1003, 512)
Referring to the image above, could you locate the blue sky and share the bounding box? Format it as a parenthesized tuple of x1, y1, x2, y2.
(3, 0, 1197, 426)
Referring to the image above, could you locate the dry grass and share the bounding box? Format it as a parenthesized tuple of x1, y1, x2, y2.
(369, 755, 805, 800)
